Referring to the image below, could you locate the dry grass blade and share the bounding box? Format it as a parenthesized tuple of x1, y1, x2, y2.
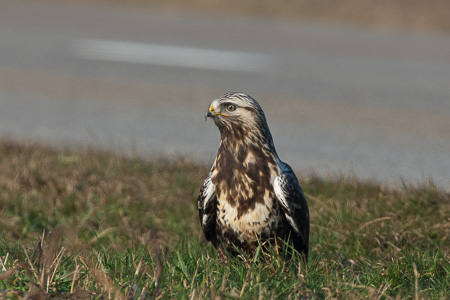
(152, 246, 168, 300)
(22, 246, 39, 289)
(88, 227, 120, 245)
(138, 283, 148, 300)
(0, 253, 9, 271)
(375, 283, 390, 300)
(357, 216, 392, 232)
(126, 256, 143, 299)
(90, 266, 122, 300)
(70, 264, 80, 294)
(240, 279, 248, 298)
(188, 259, 200, 290)
(219, 272, 227, 295)
(413, 263, 419, 300)
(48, 247, 66, 291)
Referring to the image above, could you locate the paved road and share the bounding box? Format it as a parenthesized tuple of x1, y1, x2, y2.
(1, 0, 449, 189)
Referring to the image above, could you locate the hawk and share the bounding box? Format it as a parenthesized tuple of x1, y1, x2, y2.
(198, 92, 310, 262)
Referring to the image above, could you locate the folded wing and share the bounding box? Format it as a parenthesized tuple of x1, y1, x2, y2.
(273, 163, 310, 259)
(197, 174, 217, 244)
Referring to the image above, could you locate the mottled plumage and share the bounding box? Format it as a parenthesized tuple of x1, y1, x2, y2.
(198, 92, 309, 261)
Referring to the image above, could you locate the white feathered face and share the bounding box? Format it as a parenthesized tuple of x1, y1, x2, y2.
(205, 92, 276, 152)
(205, 92, 263, 131)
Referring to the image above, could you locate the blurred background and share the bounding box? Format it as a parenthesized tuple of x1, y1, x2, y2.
(1, 0, 449, 190)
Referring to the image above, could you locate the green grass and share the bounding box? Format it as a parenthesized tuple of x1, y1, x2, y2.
(0, 139, 449, 299)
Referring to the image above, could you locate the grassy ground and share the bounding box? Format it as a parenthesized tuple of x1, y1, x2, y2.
(0, 139, 449, 299)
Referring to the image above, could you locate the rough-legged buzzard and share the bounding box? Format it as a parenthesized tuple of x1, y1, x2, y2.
(198, 92, 309, 262)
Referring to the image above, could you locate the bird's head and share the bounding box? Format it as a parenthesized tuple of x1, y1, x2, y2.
(206, 92, 264, 125)
(205, 92, 274, 146)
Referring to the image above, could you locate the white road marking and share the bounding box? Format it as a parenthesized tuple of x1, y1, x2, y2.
(72, 39, 274, 72)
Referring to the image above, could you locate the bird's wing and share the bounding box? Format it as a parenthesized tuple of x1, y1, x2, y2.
(273, 163, 310, 255)
(197, 173, 217, 243)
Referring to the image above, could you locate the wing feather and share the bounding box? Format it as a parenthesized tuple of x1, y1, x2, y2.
(273, 162, 310, 258)
(197, 174, 217, 244)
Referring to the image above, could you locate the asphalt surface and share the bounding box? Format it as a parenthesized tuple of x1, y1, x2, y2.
(1, 0, 449, 189)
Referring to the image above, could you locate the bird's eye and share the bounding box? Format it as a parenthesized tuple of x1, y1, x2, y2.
(226, 104, 237, 112)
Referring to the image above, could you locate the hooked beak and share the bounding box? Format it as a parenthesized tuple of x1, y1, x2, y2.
(205, 106, 215, 121)
(205, 105, 229, 121)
